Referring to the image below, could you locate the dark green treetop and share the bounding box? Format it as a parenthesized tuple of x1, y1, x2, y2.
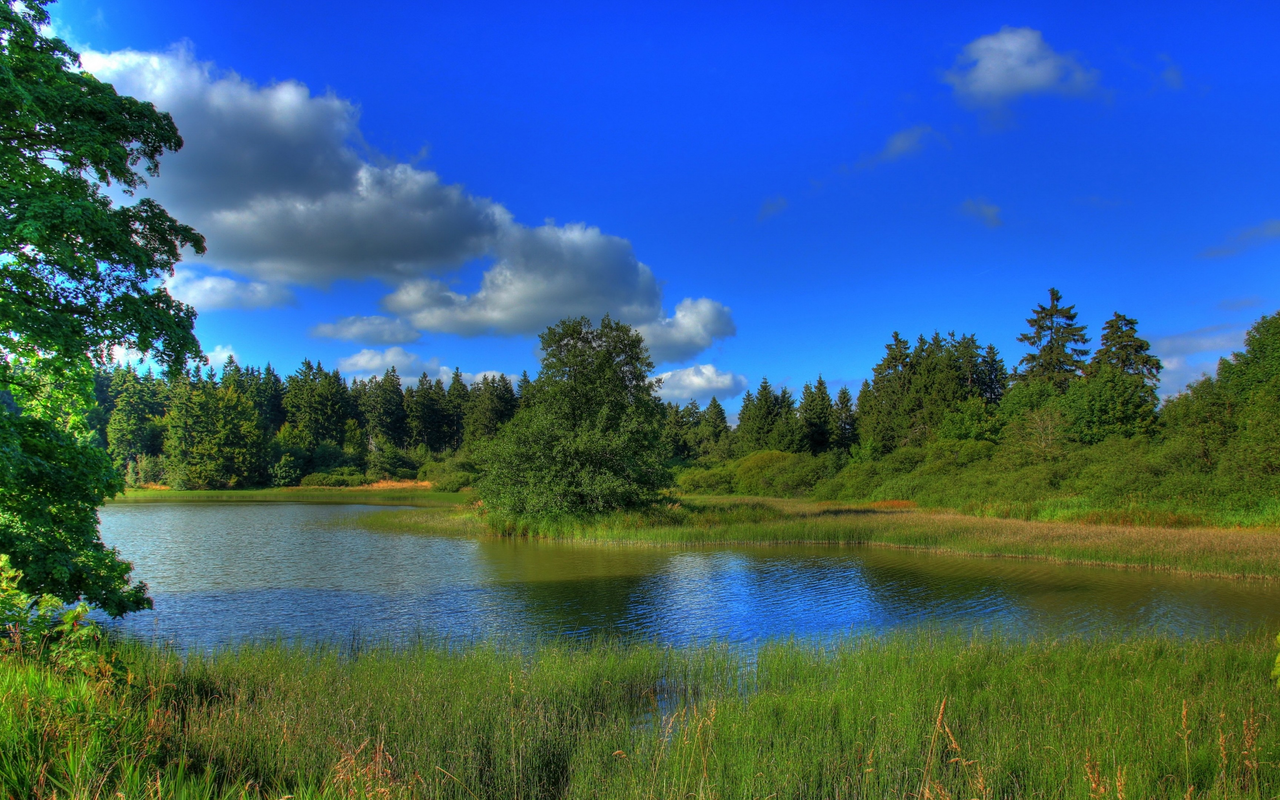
(1089, 313, 1162, 385)
(476, 316, 671, 516)
(1015, 288, 1090, 390)
(797, 376, 835, 454)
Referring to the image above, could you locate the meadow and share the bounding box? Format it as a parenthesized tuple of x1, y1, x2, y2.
(4, 630, 1278, 799)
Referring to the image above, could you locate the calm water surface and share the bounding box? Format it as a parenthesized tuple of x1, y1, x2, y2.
(99, 503, 1280, 649)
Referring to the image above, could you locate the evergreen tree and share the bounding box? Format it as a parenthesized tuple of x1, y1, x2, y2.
(463, 374, 519, 445)
(516, 370, 533, 408)
(797, 376, 835, 454)
(408, 373, 448, 452)
(694, 396, 731, 458)
(1088, 313, 1162, 385)
(360, 368, 408, 446)
(1016, 288, 1090, 391)
(662, 400, 702, 462)
(105, 365, 163, 474)
(833, 385, 857, 452)
(445, 368, 470, 450)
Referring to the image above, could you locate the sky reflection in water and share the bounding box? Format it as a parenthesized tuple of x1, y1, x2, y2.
(98, 503, 1280, 650)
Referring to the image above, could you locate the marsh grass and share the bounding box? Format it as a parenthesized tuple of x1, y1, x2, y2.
(3, 631, 1278, 798)
(361, 497, 1280, 580)
(109, 486, 472, 508)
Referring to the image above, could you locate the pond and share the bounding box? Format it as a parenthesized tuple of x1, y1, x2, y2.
(99, 502, 1280, 649)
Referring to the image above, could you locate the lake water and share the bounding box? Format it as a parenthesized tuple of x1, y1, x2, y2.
(99, 503, 1280, 649)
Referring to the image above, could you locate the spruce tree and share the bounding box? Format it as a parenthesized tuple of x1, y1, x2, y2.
(1016, 288, 1090, 391)
(833, 385, 857, 451)
(445, 368, 470, 450)
(797, 376, 835, 454)
(695, 396, 731, 457)
(408, 372, 446, 451)
(1089, 312, 1162, 385)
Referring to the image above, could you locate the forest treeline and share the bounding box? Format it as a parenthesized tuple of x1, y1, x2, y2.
(96, 289, 1280, 524)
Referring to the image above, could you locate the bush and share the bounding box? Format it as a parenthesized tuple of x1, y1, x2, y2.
(299, 468, 370, 488)
(432, 472, 475, 493)
(677, 465, 736, 495)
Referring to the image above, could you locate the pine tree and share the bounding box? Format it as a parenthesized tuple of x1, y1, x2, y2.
(1089, 312, 1162, 385)
(408, 372, 447, 451)
(516, 370, 533, 408)
(1016, 288, 1090, 391)
(445, 368, 470, 450)
(360, 368, 408, 446)
(797, 376, 835, 454)
(833, 385, 857, 451)
(106, 365, 163, 474)
(695, 396, 731, 457)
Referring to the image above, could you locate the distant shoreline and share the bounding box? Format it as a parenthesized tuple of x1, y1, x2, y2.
(109, 488, 1280, 581)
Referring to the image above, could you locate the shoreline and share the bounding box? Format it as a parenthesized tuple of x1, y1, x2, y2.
(108, 487, 1280, 581)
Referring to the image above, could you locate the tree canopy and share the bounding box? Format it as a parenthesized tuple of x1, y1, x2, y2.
(0, 0, 202, 614)
(476, 316, 671, 516)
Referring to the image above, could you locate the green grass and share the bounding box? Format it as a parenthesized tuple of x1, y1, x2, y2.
(108, 485, 473, 508)
(363, 497, 1280, 580)
(3, 631, 1278, 798)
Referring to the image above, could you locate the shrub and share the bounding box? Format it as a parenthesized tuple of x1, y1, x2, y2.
(677, 465, 737, 495)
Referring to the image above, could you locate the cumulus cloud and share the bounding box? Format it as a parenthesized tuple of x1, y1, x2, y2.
(335, 347, 511, 387)
(655, 364, 748, 405)
(858, 125, 940, 168)
(636, 299, 736, 364)
(961, 197, 1003, 227)
(207, 344, 237, 367)
(166, 268, 292, 310)
(81, 45, 734, 363)
(336, 347, 433, 382)
(1151, 325, 1246, 397)
(311, 315, 420, 345)
(944, 27, 1097, 106)
(1200, 220, 1280, 258)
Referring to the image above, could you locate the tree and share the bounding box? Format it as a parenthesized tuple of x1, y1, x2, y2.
(476, 316, 671, 516)
(797, 376, 835, 454)
(694, 396, 731, 458)
(1089, 313, 1162, 385)
(0, 1, 203, 615)
(833, 386, 857, 452)
(1015, 288, 1090, 390)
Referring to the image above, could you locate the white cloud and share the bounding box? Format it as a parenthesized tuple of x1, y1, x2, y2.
(166, 268, 292, 310)
(334, 347, 511, 388)
(207, 345, 237, 368)
(636, 298, 736, 364)
(1151, 325, 1246, 397)
(656, 364, 748, 405)
(961, 197, 1003, 228)
(944, 27, 1097, 106)
(81, 44, 735, 363)
(311, 315, 420, 345)
(336, 347, 432, 381)
(858, 125, 939, 168)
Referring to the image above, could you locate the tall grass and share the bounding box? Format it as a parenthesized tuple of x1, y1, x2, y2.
(366, 498, 1280, 580)
(109, 486, 472, 508)
(3, 631, 1277, 798)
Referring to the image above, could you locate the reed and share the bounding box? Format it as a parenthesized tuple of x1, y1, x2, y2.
(362, 497, 1280, 580)
(2, 631, 1277, 798)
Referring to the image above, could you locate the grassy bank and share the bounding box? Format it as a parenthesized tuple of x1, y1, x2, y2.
(3, 631, 1277, 799)
(367, 497, 1280, 580)
(108, 484, 472, 508)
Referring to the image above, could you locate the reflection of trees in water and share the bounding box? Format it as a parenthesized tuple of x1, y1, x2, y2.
(471, 537, 1280, 640)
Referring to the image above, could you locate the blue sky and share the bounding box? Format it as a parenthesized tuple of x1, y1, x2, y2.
(53, 0, 1280, 404)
